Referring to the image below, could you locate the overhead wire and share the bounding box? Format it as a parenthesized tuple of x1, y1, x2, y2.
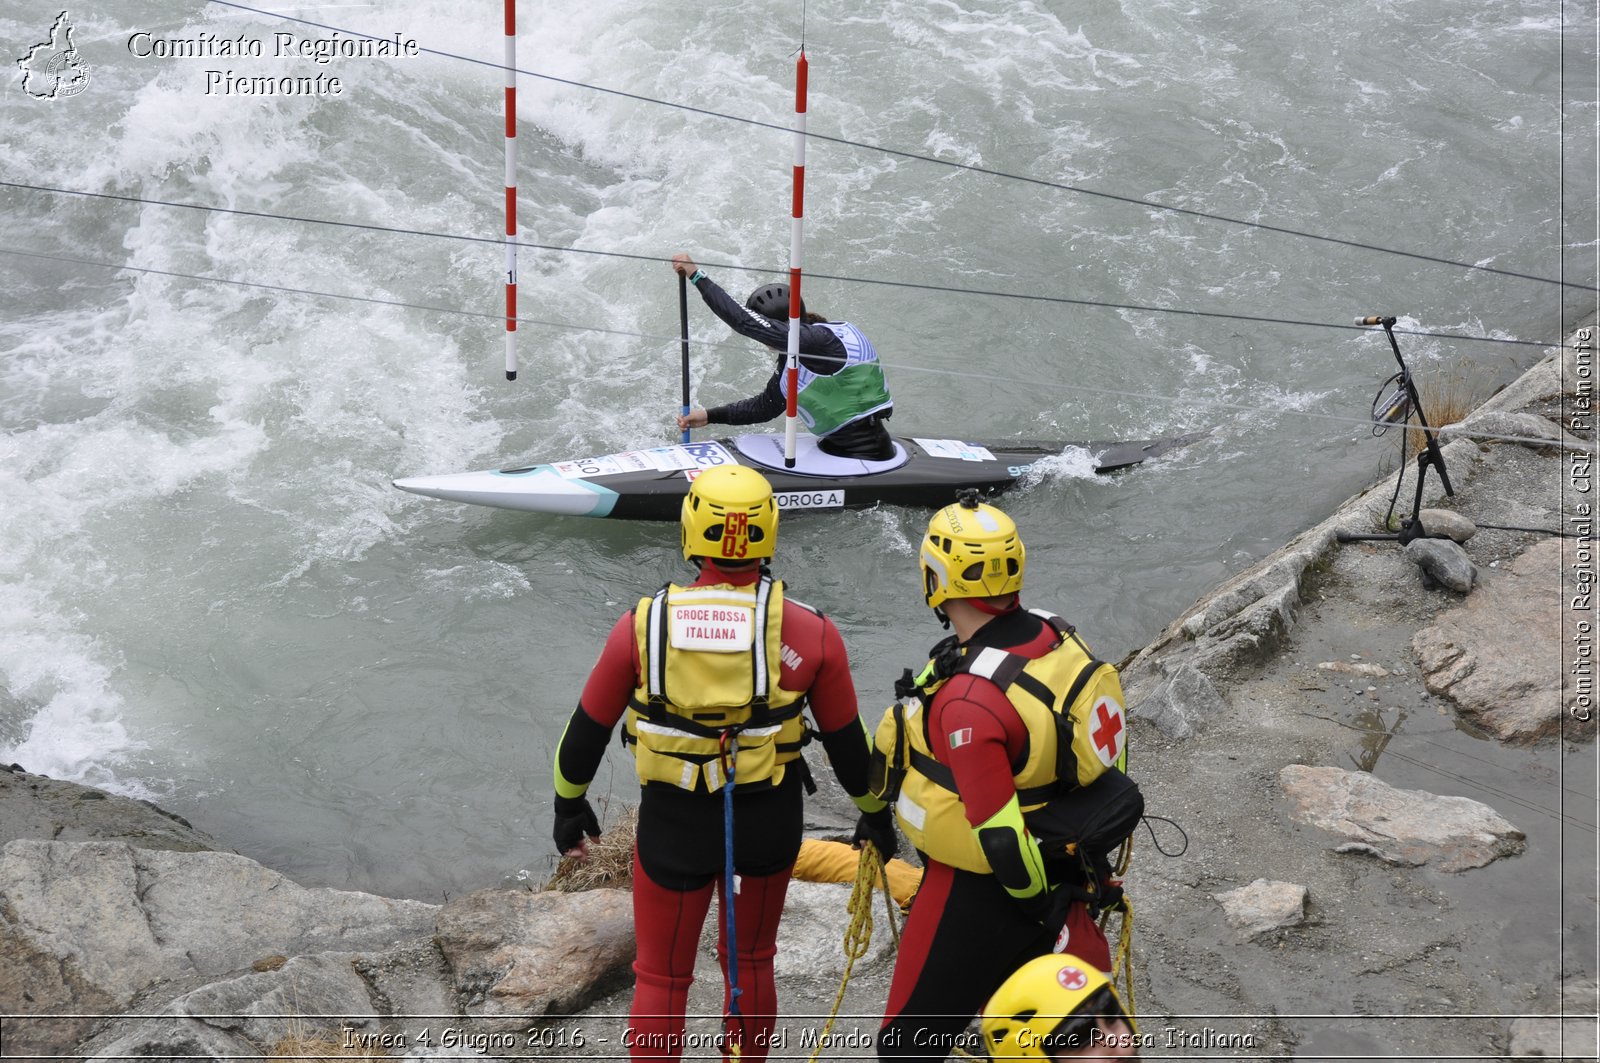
(0, 181, 1558, 351)
(1, 244, 1585, 453)
(0, 246, 639, 340)
(204, 0, 1600, 296)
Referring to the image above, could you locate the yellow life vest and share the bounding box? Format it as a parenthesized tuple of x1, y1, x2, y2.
(870, 611, 1129, 873)
(623, 575, 810, 793)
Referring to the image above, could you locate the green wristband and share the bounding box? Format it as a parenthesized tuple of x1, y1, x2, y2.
(688, 269, 706, 286)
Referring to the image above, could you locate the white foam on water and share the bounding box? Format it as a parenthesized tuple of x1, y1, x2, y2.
(0, 1, 521, 789)
(0, 581, 146, 793)
(1026, 446, 1104, 487)
(0, 411, 264, 791)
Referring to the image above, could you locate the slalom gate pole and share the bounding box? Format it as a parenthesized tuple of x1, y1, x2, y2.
(503, 0, 518, 381)
(782, 49, 808, 468)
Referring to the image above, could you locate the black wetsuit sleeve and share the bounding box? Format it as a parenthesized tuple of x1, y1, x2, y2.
(816, 718, 874, 799)
(693, 274, 848, 374)
(554, 704, 615, 795)
(706, 371, 786, 425)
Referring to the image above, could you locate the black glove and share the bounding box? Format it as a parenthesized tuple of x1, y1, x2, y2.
(553, 795, 601, 855)
(1016, 886, 1055, 925)
(1018, 886, 1075, 941)
(852, 807, 899, 861)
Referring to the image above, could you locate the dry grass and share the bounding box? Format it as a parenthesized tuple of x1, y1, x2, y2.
(544, 803, 637, 893)
(1403, 363, 1498, 452)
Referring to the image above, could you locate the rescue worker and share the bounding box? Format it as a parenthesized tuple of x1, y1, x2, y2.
(669, 252, 896, 460)
(981, 954, 1140, 1060)
(874, 493, 1130, 1061)
(552, 464, 896, 1063)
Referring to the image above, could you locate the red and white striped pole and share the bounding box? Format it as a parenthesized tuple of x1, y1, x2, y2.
(503, 0, 518, 380)
(782, 49, 807, 467)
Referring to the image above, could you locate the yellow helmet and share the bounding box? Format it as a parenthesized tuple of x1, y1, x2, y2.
(920, 494, 1024, 610)
(681, 465, 778, 562)
(981, 954, 1133, 1060)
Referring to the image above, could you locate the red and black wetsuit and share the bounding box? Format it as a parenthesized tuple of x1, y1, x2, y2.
(555, 560, 875, 1062)
(877, 607, 1112, 1061)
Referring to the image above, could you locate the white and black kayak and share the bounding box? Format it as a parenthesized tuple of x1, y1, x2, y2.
(392, 431, 1203, 521)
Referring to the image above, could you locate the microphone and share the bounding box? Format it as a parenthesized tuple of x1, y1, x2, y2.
(1355, 315, 1396, 326)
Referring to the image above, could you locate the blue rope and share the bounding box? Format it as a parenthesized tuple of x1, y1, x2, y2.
(721, 736, 744, 1027)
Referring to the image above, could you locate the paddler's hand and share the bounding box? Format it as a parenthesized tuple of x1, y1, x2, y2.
(670, 252, 698, 277)
(553, 795, 601, 859)
(676, 407, 709, 432)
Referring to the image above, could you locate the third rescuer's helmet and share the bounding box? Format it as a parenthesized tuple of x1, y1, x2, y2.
(980, 954, 1135, 1060)
(745, 283, 804, 321)
(919, 494, 1025, 610)
(681, 465, 778, 562)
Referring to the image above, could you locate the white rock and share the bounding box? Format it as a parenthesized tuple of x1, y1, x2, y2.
(1213, 879, 1308, 936)
(1278, 765, 1524, 872)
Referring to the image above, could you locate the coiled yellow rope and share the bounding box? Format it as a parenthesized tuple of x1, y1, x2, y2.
(1101, 835, 1136, 1018)
(812, 840, 1136, 1062)
(806, 845, 900, 1063)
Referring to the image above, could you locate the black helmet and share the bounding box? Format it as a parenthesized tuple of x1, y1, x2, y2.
(745, 283, 804, 321)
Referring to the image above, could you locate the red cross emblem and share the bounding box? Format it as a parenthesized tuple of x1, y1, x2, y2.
(1056, 966, 1088, 991)
(1091, 697, 1125, 765)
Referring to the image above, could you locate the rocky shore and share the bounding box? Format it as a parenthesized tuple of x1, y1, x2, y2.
(2, 330, 1595, 1062)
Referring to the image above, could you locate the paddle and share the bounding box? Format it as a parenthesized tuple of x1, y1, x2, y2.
(678, 272, 691, 443)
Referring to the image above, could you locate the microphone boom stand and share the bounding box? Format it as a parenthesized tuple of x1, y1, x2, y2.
(1336, 316, 1456, 546)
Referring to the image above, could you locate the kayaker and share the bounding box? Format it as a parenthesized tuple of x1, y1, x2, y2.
(872, 494, 1130, 1061)
(669, 252, 896, 461)
(550, 464, 897, 1063)
(980, 954, 1140, 1060)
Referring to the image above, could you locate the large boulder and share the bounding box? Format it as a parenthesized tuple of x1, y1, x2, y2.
(433, 887, 635, 1030)
(82, 953, 380, 1062)
(774, 879, 899, 977)
(1440, 410, 1589, 452)
(0, 840, 437, 1059)
(1127, 662, 1219, 738)
(1278, 765, 1524, 872)
(1413, 540, 1583, 743)
(0, 765, 217, 852)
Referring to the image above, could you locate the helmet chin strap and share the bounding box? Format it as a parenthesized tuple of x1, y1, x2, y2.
(932, 605, 951, 630)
